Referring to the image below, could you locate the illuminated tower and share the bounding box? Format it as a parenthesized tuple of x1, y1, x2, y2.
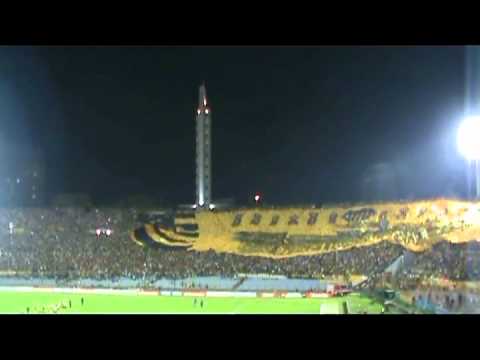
(195, 83, 212, 208)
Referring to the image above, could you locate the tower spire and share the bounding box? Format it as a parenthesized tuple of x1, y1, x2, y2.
(199, 82, 207, 107)
(195, 83, 212, 208)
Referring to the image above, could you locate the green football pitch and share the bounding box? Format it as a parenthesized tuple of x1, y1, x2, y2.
(0, 290, 384, 314)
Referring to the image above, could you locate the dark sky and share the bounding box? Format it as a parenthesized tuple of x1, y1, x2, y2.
(0, 46, 469, 205)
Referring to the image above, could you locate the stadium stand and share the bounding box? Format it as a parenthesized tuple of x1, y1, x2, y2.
(0, 207, 476, 289)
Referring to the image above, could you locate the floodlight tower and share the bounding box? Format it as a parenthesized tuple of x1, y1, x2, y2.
(195, 83, 212, 208)
(463, 46, 480, 199)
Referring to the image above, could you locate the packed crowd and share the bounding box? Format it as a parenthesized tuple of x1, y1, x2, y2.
(0, 208, 416, 281)
(398, 241, 480, 282)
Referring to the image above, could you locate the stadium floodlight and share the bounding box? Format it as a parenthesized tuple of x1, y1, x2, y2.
(458, 115, 480, 199)
(458, 116, 480, 160)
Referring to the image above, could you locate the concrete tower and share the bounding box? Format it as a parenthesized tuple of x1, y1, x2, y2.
(195, 83, 212, 208)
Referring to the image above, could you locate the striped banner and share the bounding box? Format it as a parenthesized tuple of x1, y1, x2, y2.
(257, 292, 275, 298)
(182, 291, 207, 297)
(139, 290, 160, 296)
(0, 286, 322, 299)
(304, 291, 330, 298)
(285, 293, 303, 298)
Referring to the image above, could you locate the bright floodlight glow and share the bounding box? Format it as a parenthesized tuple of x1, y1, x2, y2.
(254, 194, 260, 202)
(458, 116, 480, 160)
(192, 204, 197, 209)
(199, 200, 204, 206)
(209, 204, 215, 210)
(205, 108, 209, 114)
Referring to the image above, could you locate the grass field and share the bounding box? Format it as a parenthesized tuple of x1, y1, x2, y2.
(0, 290, 384, 314)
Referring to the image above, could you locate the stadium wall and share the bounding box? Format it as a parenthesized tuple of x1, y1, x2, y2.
(0, 276, 330, 291)
(0, 286, 317, 299)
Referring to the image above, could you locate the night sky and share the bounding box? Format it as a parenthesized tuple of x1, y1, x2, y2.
(0, 46, 470, 206)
